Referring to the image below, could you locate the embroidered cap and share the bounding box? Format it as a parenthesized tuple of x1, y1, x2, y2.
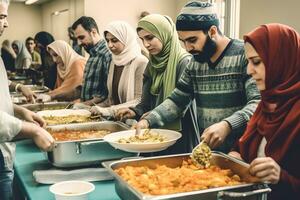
(176, 1, 219, 31)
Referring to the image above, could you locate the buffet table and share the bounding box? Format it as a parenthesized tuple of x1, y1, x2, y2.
(14, 140, 121, 200)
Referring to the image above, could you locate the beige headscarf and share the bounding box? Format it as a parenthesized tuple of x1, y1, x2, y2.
(47, 40, 86, 79)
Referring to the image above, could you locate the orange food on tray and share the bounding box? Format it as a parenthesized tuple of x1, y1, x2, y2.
(49, 129, 111, 141)
(115, 159, 243, 195)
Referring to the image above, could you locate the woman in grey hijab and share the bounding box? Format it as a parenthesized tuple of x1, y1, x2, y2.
(12, 40, 32, 72)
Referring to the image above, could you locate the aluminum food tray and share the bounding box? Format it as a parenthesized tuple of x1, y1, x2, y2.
(47, 121, 136, 168)
(103, 152, 271, 200)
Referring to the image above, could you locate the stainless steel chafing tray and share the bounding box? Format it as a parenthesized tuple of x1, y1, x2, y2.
(22, 102, 71, 112)
(47, 121, 136, 168)
(10, 84, 49, 95)
(102, 152, 271, 200)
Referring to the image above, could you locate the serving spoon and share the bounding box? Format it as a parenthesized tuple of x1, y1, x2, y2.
(191, 141, 212, 168)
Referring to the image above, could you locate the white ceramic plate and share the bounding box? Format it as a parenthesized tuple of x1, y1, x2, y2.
(103, 129, 182, 153)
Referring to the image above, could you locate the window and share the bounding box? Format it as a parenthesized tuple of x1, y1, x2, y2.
(209, 0, 240, 38)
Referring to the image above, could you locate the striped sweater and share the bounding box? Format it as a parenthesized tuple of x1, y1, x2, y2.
(145, 39, 261, 152)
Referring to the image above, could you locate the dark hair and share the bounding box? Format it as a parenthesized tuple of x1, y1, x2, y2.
(34, 31, 55, 48)
(72, 16, 99, 33)
(25, 37, 34, 44)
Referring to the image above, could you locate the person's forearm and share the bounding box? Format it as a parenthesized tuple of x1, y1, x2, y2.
(13, 121, 39, 140)
(144, 98, 184, 127)
(0, 111, 22, 142)
(13, 104, 27, 119)
(224, 77, 261, 131)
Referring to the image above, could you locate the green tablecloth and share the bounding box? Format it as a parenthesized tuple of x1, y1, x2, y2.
(14, 140, 121, 200)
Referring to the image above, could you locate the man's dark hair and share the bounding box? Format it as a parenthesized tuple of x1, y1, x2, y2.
(25, 37, 34, 44)
(72, 16, 99, 33)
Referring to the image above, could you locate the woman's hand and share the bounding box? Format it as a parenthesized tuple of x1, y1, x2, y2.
(249, 157, 281, 184)
(115, 108, 136, 121)
(19, 85, 37, 103)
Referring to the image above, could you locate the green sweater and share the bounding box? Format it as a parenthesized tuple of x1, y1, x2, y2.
(145, 39, 261, 152)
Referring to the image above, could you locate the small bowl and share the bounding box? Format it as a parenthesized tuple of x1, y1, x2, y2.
(49, 180, 95, 200)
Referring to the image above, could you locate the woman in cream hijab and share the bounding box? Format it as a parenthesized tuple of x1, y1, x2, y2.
(12, 40, 31, 72)
(46, 40, 86, 101)
(90, 21, 148, 117)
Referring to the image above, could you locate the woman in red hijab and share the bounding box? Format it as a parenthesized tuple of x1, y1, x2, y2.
(229, 23, 300, 200)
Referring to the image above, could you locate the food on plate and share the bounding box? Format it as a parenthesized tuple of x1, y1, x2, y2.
(43, 115, 94, 125)
(117, 129, 166, 143)
(49, 129, 111, 141)
(115, 159, 243, 195)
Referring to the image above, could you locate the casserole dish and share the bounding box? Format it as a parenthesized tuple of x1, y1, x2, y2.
(103, 152, 271, 200)
(47, 121, 136, 167)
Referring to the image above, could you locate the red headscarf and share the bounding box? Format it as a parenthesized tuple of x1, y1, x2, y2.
(239, 23, 300, 163)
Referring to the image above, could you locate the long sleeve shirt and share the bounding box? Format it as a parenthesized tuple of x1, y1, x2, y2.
(144, 39, 261, 152)
(81, 40, 112, 101)
(0, 59, 22, 169)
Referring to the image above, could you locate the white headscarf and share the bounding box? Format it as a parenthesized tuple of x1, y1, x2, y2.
(12, 40, 32, 69)
(104, 21, 142, 66)
(47, 40, 86, 79)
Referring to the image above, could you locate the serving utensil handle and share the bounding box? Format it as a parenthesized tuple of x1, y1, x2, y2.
(217, 186, 271, 200)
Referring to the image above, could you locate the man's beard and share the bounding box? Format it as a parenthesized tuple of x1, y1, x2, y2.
(81, 43, 94, 52)
(189, 35, 217, 63)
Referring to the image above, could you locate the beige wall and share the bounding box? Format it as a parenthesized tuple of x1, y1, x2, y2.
(41, 0, 84, 41)
(240, 0, 300, 38)
(1, 2, 42, 44)
(84, 0, 180, 33)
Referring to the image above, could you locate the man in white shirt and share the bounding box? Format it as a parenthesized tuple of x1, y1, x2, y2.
(0, 1, 54, 199)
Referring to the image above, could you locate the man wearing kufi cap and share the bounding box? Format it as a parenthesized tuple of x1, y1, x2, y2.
(136, 1, 261, 153)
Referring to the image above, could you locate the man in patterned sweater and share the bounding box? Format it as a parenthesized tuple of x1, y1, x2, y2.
(136, 1, 260, 153)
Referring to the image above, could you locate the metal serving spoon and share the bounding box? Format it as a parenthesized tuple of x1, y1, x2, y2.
(191, 141, 212, 168)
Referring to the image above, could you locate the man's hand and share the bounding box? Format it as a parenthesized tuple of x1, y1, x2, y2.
(201, 121, 231, 149)
(90, 106, 112, 117)
(20, 122, 54, 151)
(249, 157, 281, 184)
(115, 108, 136, 121)
(133, 119, 150, 136)
(14, 105, 46, 127)
(19, 85, 37, 103)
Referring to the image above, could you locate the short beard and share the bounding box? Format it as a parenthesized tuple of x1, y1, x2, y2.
(189, 35, 217, 63)
(82, 43, 94, 52)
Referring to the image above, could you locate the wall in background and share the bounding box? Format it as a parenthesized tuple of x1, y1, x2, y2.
(84, 0, 180, 33)
(1, 2, 42, 45)
(240, 0, 300, 38)
(41, 0, 84, 41)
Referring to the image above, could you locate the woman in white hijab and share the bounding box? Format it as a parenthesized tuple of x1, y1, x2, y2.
(90, 21, 148, 117)
(46, 40, 86, 101)
(12, 40, 32, 72)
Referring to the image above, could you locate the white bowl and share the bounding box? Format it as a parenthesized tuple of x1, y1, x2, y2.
(49, 180, 95, 200)
(103, 129, 182, 153)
